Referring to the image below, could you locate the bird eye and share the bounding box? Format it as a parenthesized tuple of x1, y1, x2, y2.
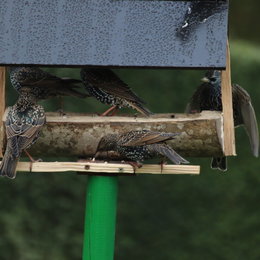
(210, 77, 216, 82)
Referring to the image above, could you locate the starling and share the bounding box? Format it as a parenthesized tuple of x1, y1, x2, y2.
(0, 88, 46, 179)
(186, 70, 259, 171)
(80, 68, 152, 116)
(95, 130, 189, 167)
(9, 67, 87, 100)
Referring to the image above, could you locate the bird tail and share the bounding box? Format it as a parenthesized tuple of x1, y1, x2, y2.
(0, 150, 19, 179)
(61, 78, 82, 85)
(58, 87, 88, 98)
(59, 78, 88, 98)
(129, 102, 153, 117)
(241, 102, 259, 157)
(211, 157, 227, 172)
(151, 144, 189, 164)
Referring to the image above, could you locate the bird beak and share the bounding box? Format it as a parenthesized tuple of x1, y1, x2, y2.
(201, 77, 210, 83)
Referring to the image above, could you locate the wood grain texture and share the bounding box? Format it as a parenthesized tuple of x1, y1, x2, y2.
(221, 41, 236, 156)
(2, 111, 225, 158)
(0, 67, 5, 158)
(12, 161, 200, 175)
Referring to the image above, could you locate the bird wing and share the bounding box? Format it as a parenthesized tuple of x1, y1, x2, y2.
(126, 101, 152, 116)
(17, 68, 84, 98)
(233, 84, 259, 157)
(185, 84, 205, 113)
(17, 67, 60, 87)
(121, 131, 179, 146)
(150, 144, 189, 164)
(82, 69, 146, 104)
(5, 108, 45, 156)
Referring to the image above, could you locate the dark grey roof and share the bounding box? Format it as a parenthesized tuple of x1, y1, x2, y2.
(0, 0, 229, 68)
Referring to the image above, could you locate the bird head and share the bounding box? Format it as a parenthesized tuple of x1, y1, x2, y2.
(201, 70, 221, 87)
(8, 66, 21, 73)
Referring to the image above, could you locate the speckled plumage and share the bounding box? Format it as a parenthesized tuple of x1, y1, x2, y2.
(0, 89, 45, 179)
(186, 70, 259, 171)
(80, 68, 152, 116)
(96, 130, 189, 165)
(9, 67, 86, 100)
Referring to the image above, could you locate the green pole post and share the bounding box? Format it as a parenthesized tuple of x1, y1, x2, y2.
(83, 176, 118, 260)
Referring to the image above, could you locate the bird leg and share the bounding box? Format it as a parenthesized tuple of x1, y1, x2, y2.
(110, 107, 119, 116)
(100, 105, 118, 116)
(124, 161, 143, 173)
(24, 150, 42, 172)
(24, 150, 35, 162)
(159, 159, 167, 173)
(58, 96, 66, 116)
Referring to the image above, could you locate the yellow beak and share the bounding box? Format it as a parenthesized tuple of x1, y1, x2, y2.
(201, 77, 210, 83)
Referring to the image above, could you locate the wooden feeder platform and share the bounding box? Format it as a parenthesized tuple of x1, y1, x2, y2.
(15, 161, 200, 175)
(0, 42, 236, 176)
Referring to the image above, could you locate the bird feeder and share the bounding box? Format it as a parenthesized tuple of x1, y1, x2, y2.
(0, 0, 232, 260)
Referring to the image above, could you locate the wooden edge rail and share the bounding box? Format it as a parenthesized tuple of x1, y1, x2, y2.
(10, 161, 200, 175)
(221, 40, 236, 156)
(0, 67, 6, 158)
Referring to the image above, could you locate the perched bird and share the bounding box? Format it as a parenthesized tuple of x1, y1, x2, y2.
(0, 88, 45, 179)
(9, 67, 87, 100)
(186, 70, 259, 171)
(80, 68, 152, 116)
(95, 130, 189, 169)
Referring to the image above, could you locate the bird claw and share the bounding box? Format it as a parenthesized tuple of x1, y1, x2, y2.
(29, 158, 42, 172)
(24, 150, 42, 172)
(57, 109, 66, 117)
(159, 160, 167, 173)
(123, 161, 142, 173)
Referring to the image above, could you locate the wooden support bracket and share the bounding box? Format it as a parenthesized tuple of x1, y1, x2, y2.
(221, 41, 236, 156)
(0, 67, 6, 158)
(12, 161, 200, 175)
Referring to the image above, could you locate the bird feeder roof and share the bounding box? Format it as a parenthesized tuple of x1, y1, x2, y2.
(0, 0, 229, 68)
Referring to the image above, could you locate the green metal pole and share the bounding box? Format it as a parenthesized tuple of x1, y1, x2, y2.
(83, 176, 118, 260)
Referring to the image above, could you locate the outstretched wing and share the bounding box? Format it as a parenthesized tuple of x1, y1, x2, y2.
(233, 84, 259, 157)
(121, 130, 179, 146)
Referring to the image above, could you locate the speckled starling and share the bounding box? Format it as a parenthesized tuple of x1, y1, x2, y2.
(80, 68, 152, 116)
(95, 130, 189, 166)
(186, 70, 259, 171)
(0, 88, 45, 179)
(9, 67, 87, 100)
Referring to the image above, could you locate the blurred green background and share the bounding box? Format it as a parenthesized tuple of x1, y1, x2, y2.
(1, 1, 260, 259)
